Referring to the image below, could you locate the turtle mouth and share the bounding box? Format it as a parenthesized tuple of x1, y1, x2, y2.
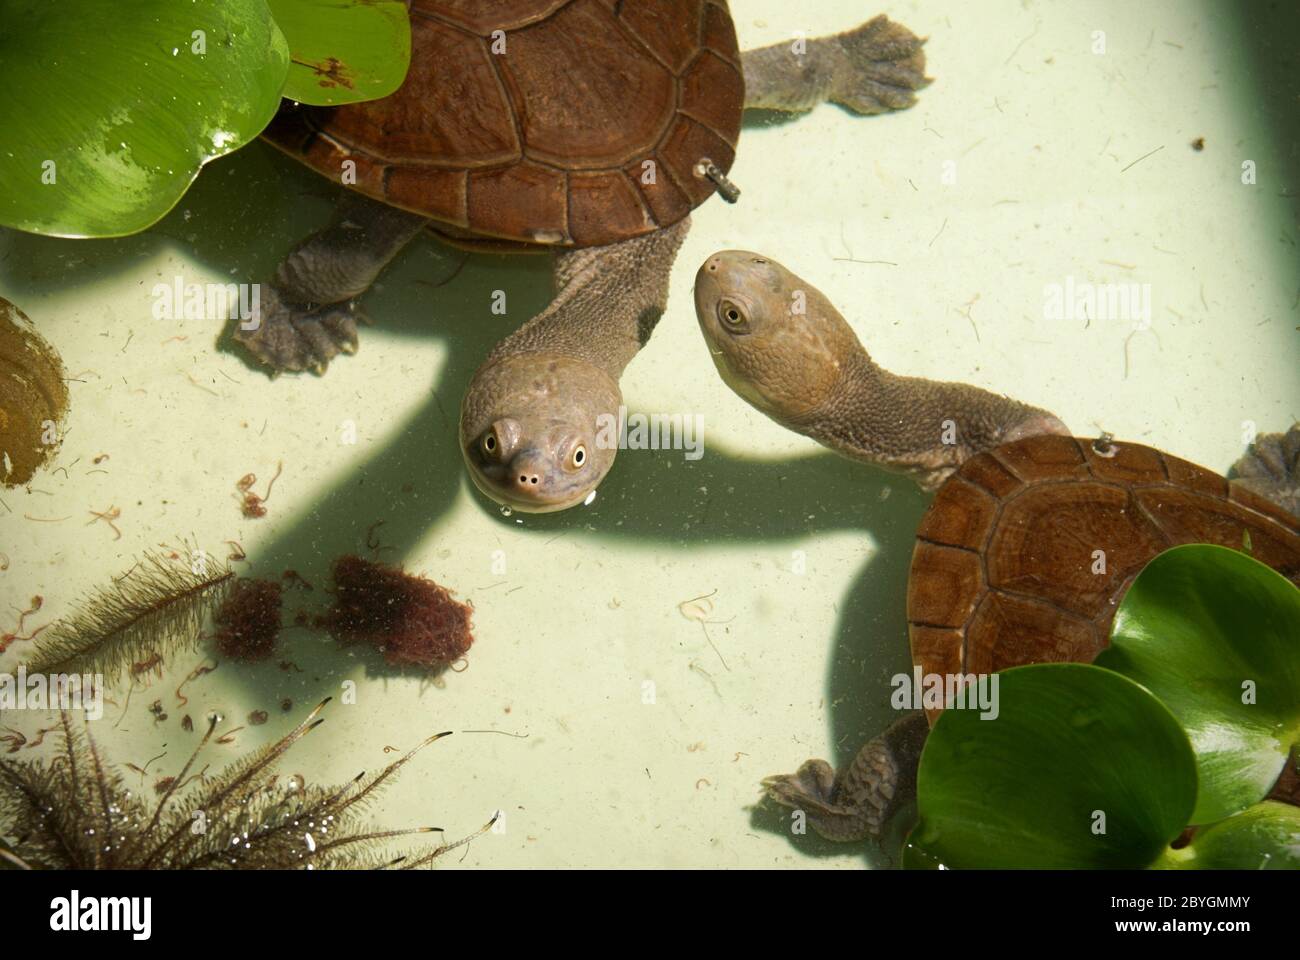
(465, 462, 589, 513)
(463, 443, 602, 514)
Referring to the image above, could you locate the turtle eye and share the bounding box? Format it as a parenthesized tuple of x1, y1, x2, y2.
(479, 418, 521, 462)
(718, 299, 747, 328)
(569, 443, 587, 471)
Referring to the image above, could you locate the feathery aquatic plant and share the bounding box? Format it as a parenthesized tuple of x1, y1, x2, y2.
(0, 699, 493, 869)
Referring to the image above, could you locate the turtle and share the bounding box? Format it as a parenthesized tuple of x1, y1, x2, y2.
(692, 249, 1300, 843)
(231, 1, 932, 513)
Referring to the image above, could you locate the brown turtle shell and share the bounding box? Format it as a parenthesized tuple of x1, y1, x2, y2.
(908, 433, 1300, 682)
(262, 0, 743, 248)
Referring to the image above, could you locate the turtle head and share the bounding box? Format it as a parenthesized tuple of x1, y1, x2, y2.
(460, 354, 621, 513)
(694, 251, 856, 425)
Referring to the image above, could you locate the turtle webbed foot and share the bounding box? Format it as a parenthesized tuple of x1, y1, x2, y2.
(830, 15, 932, 115)
(762, 713, 929, 845)
(233, 285, 365, 376)
(762, 759, 871, 843)
(741, 15, 929, 115)
(1230, 423, 1300, 518)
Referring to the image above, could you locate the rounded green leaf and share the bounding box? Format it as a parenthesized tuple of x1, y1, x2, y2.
(1160, 802, 1300, 870)
(906, 664, 1197, 869)
(0, 0, 289, 238)
(1096, 544, 1300, 825)
(269, 0, 412, 106)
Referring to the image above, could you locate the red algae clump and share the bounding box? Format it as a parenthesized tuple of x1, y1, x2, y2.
(213, 578, 283, 661)
(321, 555, 474, 668)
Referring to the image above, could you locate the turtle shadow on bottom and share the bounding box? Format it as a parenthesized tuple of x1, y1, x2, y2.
(0, 143, 540, 357)
(1, 136, 936, 857)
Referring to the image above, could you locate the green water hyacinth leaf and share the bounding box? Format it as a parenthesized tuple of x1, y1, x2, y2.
(1161, 802, 1300, 870)
(904, 664, 1197, 869)
(1096, 544, 1300, 826)
(269, 0, 412, 106)
(0, 0, 288, 238)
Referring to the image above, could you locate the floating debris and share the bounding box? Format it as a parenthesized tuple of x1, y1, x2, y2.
(319, 555, 474, 669)
(0, 296, 69, 488)
(213, 578, 283, 662)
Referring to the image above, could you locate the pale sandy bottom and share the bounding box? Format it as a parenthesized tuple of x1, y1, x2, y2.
(1, 0, 1297, 868)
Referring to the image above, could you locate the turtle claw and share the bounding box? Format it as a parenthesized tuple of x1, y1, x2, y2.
(234, 284, 365, 375)
(832, 15, 931, 115)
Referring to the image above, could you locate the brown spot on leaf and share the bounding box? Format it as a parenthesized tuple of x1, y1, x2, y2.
(0, 297, 69, 487)
(293, 55, 356, 90)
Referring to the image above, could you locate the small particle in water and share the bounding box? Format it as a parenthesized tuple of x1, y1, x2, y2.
(280, 697, 293, 712)
(500, 505, 512, 517)
(236, 461, 282, 518)
(1190, 136, 1205, 151)
(248, 710, 269, 726)
(678, 590, 717, 622)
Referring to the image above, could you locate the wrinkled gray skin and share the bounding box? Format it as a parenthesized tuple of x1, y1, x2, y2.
(233, 16, 931, 512)
(697, 251, 1300, 845)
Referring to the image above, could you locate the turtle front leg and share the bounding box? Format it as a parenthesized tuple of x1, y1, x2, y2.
(762, 712, 929, 844)
(742, 15, 930, 115)
(235, 191, 430, 375)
